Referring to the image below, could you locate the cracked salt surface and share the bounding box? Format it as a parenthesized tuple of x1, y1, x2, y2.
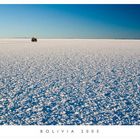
(0, 39, 140, 125)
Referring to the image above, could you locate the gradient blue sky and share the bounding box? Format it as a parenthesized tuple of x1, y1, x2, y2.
(0, 4, 140, 39)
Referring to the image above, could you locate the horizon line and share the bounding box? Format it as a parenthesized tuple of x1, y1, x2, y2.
(0, 37, 140, 40)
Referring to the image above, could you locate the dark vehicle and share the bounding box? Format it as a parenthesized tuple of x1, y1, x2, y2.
(31, 37, 37, 42)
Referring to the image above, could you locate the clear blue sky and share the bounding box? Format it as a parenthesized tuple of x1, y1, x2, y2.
(0, 4, 140, 39)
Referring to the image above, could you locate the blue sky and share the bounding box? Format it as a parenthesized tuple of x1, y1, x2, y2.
(0, 4, 140, 39)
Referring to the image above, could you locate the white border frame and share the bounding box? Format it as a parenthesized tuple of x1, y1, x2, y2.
(0, 0, 140, 4)
(0, 1, 139, 140)
(0, 126, 140, 140)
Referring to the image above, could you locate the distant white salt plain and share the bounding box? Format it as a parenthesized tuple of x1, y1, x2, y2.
(0, 39, 140, 125)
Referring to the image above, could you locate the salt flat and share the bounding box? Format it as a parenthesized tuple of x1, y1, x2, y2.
(0, 39, 140, 125)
